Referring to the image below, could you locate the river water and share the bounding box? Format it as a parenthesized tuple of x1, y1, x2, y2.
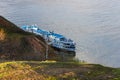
(0, 0, 120, 67)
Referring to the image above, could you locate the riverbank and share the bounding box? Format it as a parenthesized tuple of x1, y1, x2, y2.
(0, 61, 120, 80)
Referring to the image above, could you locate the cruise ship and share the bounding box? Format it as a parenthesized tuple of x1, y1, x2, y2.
(21, 25, 76, 52)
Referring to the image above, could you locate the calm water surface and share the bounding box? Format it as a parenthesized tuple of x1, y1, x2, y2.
(1, 0, 120, 67)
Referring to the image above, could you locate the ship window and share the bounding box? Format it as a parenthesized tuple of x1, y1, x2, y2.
(66, 43, 70, 45)
(64, 43, 70, 45)
(60, 38, 66, 41)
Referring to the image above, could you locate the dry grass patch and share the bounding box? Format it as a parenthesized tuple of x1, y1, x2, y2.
(0, 28, 6, 41)
(0, 61, 119, 80)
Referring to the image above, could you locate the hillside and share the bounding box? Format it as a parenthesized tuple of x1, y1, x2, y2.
(0, 16, 57, 60)
(0, 61, 120, 80)
(0, 16, 120, 80)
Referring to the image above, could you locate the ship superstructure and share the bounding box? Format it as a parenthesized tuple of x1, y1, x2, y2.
(21, 25, 76, 52)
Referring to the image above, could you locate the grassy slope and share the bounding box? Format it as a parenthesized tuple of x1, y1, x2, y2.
(0, 16, 52, 60)
(0, 61, 119, 80)
(0, 26, 47, 60)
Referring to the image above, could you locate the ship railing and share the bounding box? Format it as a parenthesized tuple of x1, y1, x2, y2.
(57, 41, 75, 45)
(61, 47, 75, 51)
(63, 45, 75, 49)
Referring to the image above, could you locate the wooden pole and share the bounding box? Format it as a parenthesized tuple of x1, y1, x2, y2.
(45, 34, 49, 60)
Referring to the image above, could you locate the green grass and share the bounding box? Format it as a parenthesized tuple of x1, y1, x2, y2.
(0, 61, 119, 80)
(0, 61, 29, 78)
(112, 68, 120, 80)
